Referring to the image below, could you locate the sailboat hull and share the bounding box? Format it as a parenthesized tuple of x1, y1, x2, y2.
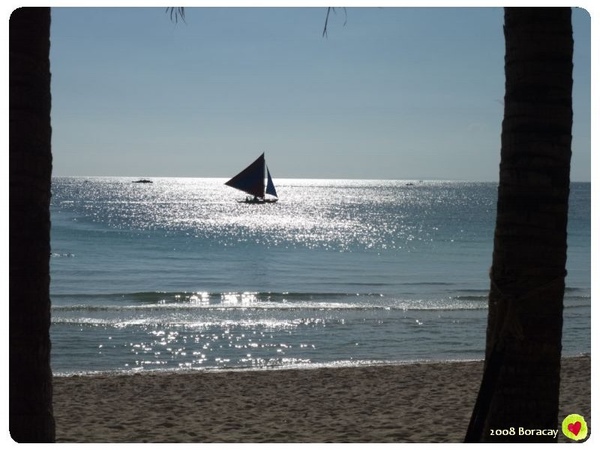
(238, 197, 278, 204)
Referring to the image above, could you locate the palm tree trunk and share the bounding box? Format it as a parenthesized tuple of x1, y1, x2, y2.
(9, 7, 55, 442)
(466, 7, 572, 443)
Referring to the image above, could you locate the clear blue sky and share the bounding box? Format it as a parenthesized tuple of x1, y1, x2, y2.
(48, 6, 592, 181)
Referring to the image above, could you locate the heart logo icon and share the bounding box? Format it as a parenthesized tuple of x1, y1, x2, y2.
(568, 421, 581, 436)
(562, 414, 587, 441)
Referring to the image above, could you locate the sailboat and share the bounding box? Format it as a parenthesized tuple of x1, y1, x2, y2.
(225, 153, 279, 203)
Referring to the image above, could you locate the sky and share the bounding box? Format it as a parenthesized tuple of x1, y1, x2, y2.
(26, 5, 596, 180)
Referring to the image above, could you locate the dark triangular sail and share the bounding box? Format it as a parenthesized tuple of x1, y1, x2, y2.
(225, 153, 266, 198)
(266, 166, 278, 198)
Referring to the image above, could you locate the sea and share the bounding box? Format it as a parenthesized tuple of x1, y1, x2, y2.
(49, 178, 591, 376)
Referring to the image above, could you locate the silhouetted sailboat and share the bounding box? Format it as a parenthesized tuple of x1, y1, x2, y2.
(225, 153, 278, 203)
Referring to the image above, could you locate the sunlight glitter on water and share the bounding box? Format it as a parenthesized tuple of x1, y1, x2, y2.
(72, 177, 446, 252)
(50, 178, 590, 374)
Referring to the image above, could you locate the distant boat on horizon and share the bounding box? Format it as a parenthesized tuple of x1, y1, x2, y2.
(225, 153, 278, 204)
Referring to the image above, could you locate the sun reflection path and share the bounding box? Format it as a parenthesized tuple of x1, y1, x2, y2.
(59, 177, 472, 253)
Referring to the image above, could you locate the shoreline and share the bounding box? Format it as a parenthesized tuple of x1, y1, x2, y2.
(53, 354, 591, 443)
(52, 356, 488, 378)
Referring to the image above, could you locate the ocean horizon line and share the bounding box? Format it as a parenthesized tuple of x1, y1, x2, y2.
(50, 175, 593, 185)
(52, 175, 491, 182)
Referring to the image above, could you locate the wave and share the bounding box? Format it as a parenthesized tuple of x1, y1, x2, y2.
(51, 288, 589, 317)
(52, 290, 384, 304)
(51, 252, 76, 258)
(50, 290, 492, 316)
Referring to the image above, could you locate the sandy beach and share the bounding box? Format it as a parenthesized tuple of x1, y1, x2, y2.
(52, 355, 591, 443)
